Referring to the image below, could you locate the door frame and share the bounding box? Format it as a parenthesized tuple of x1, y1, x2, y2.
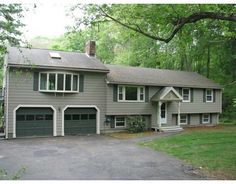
(160, 102, 167, 124)
(62, 105, 100, 136)
(13, 105, 57, 138)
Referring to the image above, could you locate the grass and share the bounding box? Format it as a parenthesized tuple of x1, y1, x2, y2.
(106, 131, 157, 139)
(139, 125, 236, 179)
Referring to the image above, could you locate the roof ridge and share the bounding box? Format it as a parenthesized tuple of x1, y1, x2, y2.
(9, 46, 83, 54)
(105, 64, 195, 74)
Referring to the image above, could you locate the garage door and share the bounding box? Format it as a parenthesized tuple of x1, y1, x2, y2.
(16, 107, 53, 137)
(64, 108, 96, 135)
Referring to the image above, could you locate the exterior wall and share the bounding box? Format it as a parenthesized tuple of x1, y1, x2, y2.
(105, 84, 160, 128)
(171, 113, 219, 126)
(170, 88, 222, 114)
(7, 68, 107, 137)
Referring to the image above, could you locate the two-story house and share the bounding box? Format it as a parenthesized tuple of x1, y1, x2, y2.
(3, 41, 222, 138)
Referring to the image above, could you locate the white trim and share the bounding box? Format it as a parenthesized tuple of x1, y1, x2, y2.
(62, 105, 100, 136)
(5, 67, 9, 139)
(117, 85, 145, 102)
(182, 88, 191, 102)
(202, 114, 210, 124)
(206, 89, 213, 102)
(115, 116, 126, 128)
(39, 72, 79, 93)
(160, 87, 183, 101)
(13, 105, 57, 138)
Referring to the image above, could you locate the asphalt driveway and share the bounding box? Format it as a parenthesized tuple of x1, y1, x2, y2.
(0, 135, 205, 180)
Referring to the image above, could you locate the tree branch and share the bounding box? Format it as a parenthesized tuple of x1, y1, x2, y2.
(99, 7, 236, 43)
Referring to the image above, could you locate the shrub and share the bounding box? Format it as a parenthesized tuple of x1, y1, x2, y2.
(127, 116, 146, 133)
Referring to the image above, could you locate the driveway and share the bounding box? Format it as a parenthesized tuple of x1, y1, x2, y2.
(0, 135, 205, 180)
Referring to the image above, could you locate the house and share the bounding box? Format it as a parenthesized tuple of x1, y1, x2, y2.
(2, 41, 222, 138)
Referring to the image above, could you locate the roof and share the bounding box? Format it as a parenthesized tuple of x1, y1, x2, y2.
(6, 47, 109, 73)
(105, 64, 221, 89)
(151, 87, 182, 102)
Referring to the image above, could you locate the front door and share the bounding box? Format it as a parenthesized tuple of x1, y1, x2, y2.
(160, 103, 167, 124)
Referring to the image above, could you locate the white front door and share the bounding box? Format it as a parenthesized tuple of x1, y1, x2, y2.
(160, 102, 167, 124)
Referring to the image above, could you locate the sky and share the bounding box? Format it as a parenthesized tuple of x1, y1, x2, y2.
(21, 3, 77, 40)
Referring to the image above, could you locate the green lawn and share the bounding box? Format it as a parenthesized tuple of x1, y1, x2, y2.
(139, 125, 236, 179)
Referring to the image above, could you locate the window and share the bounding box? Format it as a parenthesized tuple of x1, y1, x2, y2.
(65, 114, 71, 120)
(26, 115, 34, 121)
(35, 115, 44, 121)
(16, 115, 25, 121)
(118, 86, 123, 101)
(115, 117, 126, 128)
(48, 73, 56, 90)
(202, 114, 210, 124)
(45, 114, 53, 120)
(182, 88, 190, 102)
(81, 114, 88, 120)
(89, 114, 96, 120)
(180, 115, 187, 124)
(117, 86, 145, 102)
(206, 89, 213, 102)
(72, 114, 80, 120)
(39, 72, 79, 92)
(57, 74, 64, 90)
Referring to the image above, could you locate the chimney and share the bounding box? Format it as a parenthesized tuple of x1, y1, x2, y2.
(85, 41, 96, 57)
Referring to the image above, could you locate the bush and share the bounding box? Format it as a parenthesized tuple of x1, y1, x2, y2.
(127, 116, 146, 133)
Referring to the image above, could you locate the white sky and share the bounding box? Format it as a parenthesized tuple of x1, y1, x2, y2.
(21, 3, 77, 40)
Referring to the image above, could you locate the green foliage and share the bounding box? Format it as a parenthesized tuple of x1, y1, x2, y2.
(52, 4, 236, 121)
(139, 125, 236, 179)
(0, 166, 26, 180)
(126, 116, 146, 133)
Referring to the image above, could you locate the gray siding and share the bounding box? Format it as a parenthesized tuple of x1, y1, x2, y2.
(7, 68, 107, 136)
(106, 84, 159, 127)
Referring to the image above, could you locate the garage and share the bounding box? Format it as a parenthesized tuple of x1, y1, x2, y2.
(16, 107, 54, 137)
(64, 108, 96, 135)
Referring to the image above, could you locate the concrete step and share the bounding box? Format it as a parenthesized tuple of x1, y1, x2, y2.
(159, 126, 183, 132)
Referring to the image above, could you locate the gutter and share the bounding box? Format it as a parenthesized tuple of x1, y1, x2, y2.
(8, 64, 110, 73)
(106, 80, 222, 89)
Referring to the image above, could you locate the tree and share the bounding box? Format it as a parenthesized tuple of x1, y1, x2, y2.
(72, 4, 236, 43)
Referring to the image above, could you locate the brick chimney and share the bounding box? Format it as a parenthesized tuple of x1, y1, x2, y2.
(85, 41, 96, 57)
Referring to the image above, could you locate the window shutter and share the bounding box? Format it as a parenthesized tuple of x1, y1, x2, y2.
(199, 114, 202, 124)
(179, 87, 182, 96)
(191, 89, 194, 102)
(110, 116, 115, 128)
(176, 114, 178, 125)
(113, 85, 118, 102)
(203, 89, 206, 102)
(79, 74, 84, 92)
(33, 72, 39, 91)
(213, 89, 216, 102)
(188, 114, 191, 124)
(210, 114, 212, 124)
(145, 86, 149, 102)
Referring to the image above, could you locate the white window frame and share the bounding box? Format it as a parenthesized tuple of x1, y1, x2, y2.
(180, 114, 188, 125)
(117, 85, 145, 102)
(182, 88, 190, 102)
(206, 89, 213, 102)
(202, 114, 210, 124)
(39, 72, 79, 93)
(115, 116, 126, 128)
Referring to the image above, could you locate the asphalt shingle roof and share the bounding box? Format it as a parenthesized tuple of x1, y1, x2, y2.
(105, 64, 221, 89)
(7, 47, 109, 72)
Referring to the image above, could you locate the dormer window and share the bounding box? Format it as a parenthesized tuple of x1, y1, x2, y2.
(49, 52, 61, 59)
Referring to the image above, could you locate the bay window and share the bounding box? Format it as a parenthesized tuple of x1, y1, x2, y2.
(39, 72, 78, 92)
(118, 85, 145, 102)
